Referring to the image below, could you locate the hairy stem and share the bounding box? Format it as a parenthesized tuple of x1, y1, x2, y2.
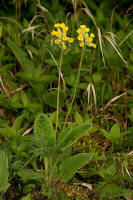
(63, 47, 85, 128)
(55, 49, 63, 133)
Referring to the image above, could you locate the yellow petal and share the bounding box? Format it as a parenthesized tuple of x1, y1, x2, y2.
(68, 38, 74, 43)
(60, 23, 65, 28)
(55, 39, 60, 44)
(54, 23, 60, 28)
(79, 42, 84, 47)
(85, 28, 90, 33)
(63, 26, 68, 31)
(93, 43, 96, 48)
(77, 28, 82, 34)
(90, 33, 95, 38)
(62, 45, 67, 49)
(55, 31, 60, 37)
(77, 34, 83, 41)
(62, 36, 67, 41)
(51, 30, 55, 36)
(87, 37, 93, 42)
(80, 25, 86, 29)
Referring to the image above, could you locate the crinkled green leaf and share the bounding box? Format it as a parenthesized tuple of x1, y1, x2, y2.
(59, 153, 92, 182)
(57, 123, 92, 150)
(0, 151, 10, 192)
(34, 114, 56, 147)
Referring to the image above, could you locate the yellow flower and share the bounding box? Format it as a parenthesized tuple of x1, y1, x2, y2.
(93, 43, 96, 48)
(79, 42, 84, 47)
(62, 36, 67, 41)
(60, 23, 65, 28)
(54, 23, 60, 28)
(80, 25, 86, 29)
(87, 37, 93, 42)
(55, 39, 60, 44)
(77, 34, 83, 41)
(62, 44, 67, 50)
(77, 28, 82, 34)
(52, 23, 73, 49)
(68, 38, 74, 43)
(63, 26, 69, 32)
(77, 25, 96, 48)
(90, 33, 95, 38)
(85, 28, 90, 33)
(55, 31, 60, 37)
(51, 30, 56, 36)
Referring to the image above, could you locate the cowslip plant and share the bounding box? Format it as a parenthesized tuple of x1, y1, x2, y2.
(51, 23, 74, 132)
(77, 25, 96, 48)
(51, 23, 74, 50)
(64, 25, 96, 127)
(18, 114, 92, 197)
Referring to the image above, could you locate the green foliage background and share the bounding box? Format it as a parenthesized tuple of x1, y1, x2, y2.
(0, 0, 133, 199)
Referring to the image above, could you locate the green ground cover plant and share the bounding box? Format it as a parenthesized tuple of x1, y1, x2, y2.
(0, 0, 133, 199)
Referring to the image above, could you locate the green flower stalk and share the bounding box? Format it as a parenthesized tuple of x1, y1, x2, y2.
(64, 25, 96, 127)
(51, 23, 74, 132)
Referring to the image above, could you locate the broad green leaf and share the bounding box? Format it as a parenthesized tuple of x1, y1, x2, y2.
(28, 103, 42, 113)
(49, 111, 57, 124)
(128, 108, 133, 122)
(0, 119, 9, 128)
(7, 39, 35, 79)
(23, 184, 36, 193)
(11, 102, 24, 109)
(45, 58, 59, 67)
(21, 194, 31, 200)
(106, 163, 116, 175)
(78, 83, 88, 89)
(43, 93, 57, 108)
(43, 92, 64, 108)
(93, 73, 102, 83)
(27, 45, 39, 55)
(110, 123, 120, 140)
(65, 73, 76, 86)
(57, 127, 72, 144)
(0, 184, 10, 193)
(12, 115, 24, 132)
(20, 91, 28, 107)
(57, 123, 92, 150)
(59, 153, 92, 182)
(102, 124, 121, 144)
(18, 169, 43, 181)
(32, 83, 45, 94)
(32, 66, 43, 80)
(75, 111, 83, 125)
(15, 72, 31, 81)
(40, 75, 58, 83)
(34, 114, 56, 146)
(97, 9, 104, 22)
(0, 127, 14, 139)
(0, 151, 10, 192)
(56, 147, 71, 166)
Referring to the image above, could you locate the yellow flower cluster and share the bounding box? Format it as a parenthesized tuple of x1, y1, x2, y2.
(51, 23, 74, 50)
(77, 25, 96, 48)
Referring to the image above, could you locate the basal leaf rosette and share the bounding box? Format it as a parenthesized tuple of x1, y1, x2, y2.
(51, 23, 74, 50)
(77, 25, 96, 48)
